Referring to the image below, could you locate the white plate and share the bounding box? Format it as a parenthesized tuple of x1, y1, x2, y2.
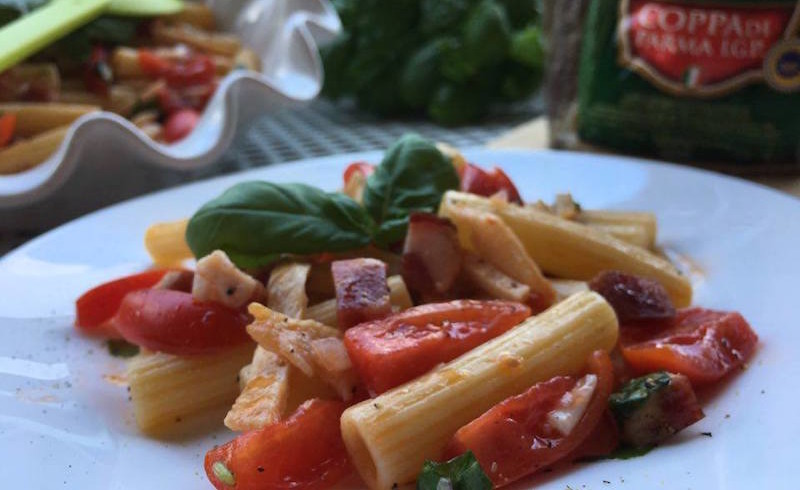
(0, 0, 340, 227)
(0, 149, 798, 489)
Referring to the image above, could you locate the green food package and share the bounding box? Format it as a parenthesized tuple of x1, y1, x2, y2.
(546, 0, 800, 172)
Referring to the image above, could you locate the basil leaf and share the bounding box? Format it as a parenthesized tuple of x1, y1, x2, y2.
(417, 451, 493, 490)
(186, 182, 375, 269)
(363, 133, 460, 246)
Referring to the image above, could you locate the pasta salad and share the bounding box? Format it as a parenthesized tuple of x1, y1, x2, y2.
(0, 3, 259, 174)
(73, 134, 758, 490)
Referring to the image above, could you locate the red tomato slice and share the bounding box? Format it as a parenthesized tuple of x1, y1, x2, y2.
(205, 399, 351, 490)
(342, 162, 375, 187)
(620, 307, 758, 385)
(567, 410, 619, 461)
(0, 113, 16, 147)
(163, 109, 200, 143)
(138, 49, 171, 78)
(460, 163, 523, 204)
(445, 350, 614, 487)
(344, 300, 531, 395)
(75, 269, 171, 337)
(138, 50, 216, 88)
(110, 289, 251, 355)
(157, 83, 217, 116)
(165, 54, 215, 88)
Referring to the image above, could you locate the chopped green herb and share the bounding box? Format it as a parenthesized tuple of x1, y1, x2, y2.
(417, 451, 493, 490)
(106, 339, 140, 358)
(609, 372, 704, 448)
(211, 461, 235, 486)
(608, 371, 671, 418)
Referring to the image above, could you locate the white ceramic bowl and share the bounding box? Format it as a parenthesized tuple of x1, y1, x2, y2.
(0, 0, 340, 228)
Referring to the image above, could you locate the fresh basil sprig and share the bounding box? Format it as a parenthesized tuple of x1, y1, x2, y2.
(186, 182, 375, 268)
(185, 134, 459, 268)
(417, 451, 493, 490)
(364, 133, 460, 246)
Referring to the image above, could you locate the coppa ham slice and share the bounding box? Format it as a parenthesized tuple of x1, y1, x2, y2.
(401, 213, 462, 298)
(332, 258, 391, 329)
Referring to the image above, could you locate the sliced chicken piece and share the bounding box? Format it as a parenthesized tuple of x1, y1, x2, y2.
(247, 304, 358, 400)
(267, 262, 311, 318)
(192, 250, 263, 308)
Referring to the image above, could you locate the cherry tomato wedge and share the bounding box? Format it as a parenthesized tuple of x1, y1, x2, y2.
(137, 49, 216, 88)
(163, 109, 200, 143)
(75, 269, 171, 337)
(342, 162, 375, 187)
(567, 410, 620, 461)
(344, 300, 531, 395)
(445, 350, 613, 487)
(620, 307, 758, 385)
(110, 289, 251, 355)
(138, 50, 171, 77)
(0, 112, 16, 147)
(205, 399, 351, 490)
(459, 163, 523, 204)
(164, 54, 215, 88)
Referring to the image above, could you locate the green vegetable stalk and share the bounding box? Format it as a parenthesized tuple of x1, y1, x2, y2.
(0, 0, 142, 61)
(321, 0, 544, 126)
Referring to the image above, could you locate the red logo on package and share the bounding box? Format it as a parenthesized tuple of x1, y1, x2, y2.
(618, 0, 800, 96)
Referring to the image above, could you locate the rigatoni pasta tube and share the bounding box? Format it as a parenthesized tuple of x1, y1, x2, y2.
(585, 222, 652, 250)
(439, 191, 691, 307)
(144, 218, 193, 265)
(578, 209, 657, 249)
(0, 103, 99, 137)
(127, 343, 254, 436)
(0, 125, 68, 174)
(340, 291, 619, 490)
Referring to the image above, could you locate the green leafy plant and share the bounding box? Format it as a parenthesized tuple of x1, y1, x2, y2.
(321, 0, 543, 126)
(417, 451, 493, 490)
(185, 134, 459, 268)
(186, 182, 376, 269)
(363, 133, 459, 246)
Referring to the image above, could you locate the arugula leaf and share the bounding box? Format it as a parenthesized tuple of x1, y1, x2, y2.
(186, 182, 375, 269)
(417, 451, 493, 490)
(363, 133, 459, 246)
